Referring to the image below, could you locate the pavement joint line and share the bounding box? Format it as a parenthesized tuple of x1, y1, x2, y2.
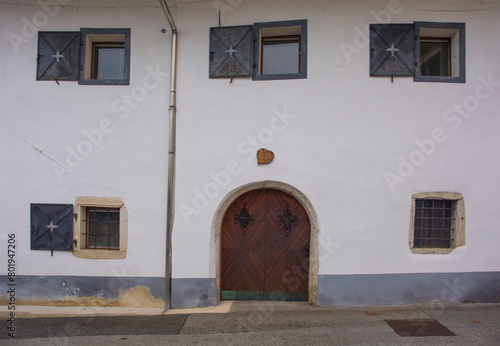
(177, 313, 190, 334)
(414, 302, 432, 319)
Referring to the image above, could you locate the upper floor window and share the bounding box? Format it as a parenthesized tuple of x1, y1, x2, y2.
(253, 20, 307, 80)
(36, 28, 130, 85)
(79, 28, 131, 85)
(208, 20, 307, 81)
(369, 22, 465, 83)
(414, 22, 465, 83)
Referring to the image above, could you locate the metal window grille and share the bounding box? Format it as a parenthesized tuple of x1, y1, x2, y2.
(83, 207, 120, 250)
(414, 199, 455, 248)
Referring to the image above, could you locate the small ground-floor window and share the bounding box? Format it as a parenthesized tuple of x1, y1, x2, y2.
(84, 207, 120, 250)
(409, 192, 465, 254)
(73, 197, 128, 259)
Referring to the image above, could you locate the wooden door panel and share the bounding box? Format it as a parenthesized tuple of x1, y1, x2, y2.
(265, 190, 309, 294)
(221, 189, 267, 293)
(221, 188, 310, 300)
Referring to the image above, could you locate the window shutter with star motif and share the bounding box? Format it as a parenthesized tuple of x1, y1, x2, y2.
(370, 24, 415, 77)
(31, 204, 74, 252)
(36, 31, 81, 81)
(209, 25, 253, 78)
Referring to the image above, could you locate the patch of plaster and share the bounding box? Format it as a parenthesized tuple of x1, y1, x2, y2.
(0, 286, 164, 308)
(117, 286, 164, 307)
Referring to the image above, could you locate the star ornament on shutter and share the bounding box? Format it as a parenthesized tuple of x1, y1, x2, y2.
(52, 50, 64, 62)
(37, 31, 81, 81)
(209, 25, 253, 78)
(370, 24, 415, 77)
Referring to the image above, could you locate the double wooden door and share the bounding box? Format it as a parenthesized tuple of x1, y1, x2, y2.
(221, 188, 310, 301)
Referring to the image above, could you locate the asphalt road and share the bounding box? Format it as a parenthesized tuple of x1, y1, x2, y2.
(1, 303, 499, 345)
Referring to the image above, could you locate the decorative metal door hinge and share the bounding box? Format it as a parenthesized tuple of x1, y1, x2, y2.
(234, 203, 254, 236)
(277, 204, 298, 237)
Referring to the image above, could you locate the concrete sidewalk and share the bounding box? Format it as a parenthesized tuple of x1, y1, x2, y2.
(1, 302, 499, 345)
(0, 300, 309, 318)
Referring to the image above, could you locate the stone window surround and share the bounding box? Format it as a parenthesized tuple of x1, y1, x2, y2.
(409, 191, 465, 255)
(73, 197, 128, 260)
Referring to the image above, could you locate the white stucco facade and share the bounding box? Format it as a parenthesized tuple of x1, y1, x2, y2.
(1, 2, 170, 279)
(0, 0, 499, 308)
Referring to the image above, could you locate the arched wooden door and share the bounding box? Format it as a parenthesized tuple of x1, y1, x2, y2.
(221, 188, 310, 301)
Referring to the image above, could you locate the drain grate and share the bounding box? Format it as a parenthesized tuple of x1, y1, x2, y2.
(385, 319, 456, 337)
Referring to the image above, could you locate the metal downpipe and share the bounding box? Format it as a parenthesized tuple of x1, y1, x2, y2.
(159, 0, 177, 311)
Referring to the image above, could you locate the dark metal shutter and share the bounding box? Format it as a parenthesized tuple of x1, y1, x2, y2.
(370, 24, 414, 77)
(36, 32, 80, 81)
(31, 204, 74, 251)
(209, 25, 253, 78)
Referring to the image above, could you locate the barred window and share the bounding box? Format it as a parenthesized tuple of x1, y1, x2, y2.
(84, 207, 120, 250)
(413, 199, 455, 248)
(73, 197, 127, 260)
(409, 192, 465, 255)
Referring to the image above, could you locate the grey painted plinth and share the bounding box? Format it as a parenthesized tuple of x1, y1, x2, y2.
(317, 272, 500, 307)
(0, 275, 165, 301)
(171, 278, 218, 309)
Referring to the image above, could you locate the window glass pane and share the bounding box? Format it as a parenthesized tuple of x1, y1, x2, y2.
(420, 40, 449, 77)
(96, 47, 125, 80)
(262, 38, 299, 75)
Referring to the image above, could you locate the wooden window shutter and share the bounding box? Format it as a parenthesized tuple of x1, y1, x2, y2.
(36, 32, 81, 81)
(209, 25, 253, 78)
(370, 24, 415, 77)
(31, 204, 74, 252)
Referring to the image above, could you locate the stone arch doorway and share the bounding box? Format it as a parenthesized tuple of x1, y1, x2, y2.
(214, 181, 319, 304)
